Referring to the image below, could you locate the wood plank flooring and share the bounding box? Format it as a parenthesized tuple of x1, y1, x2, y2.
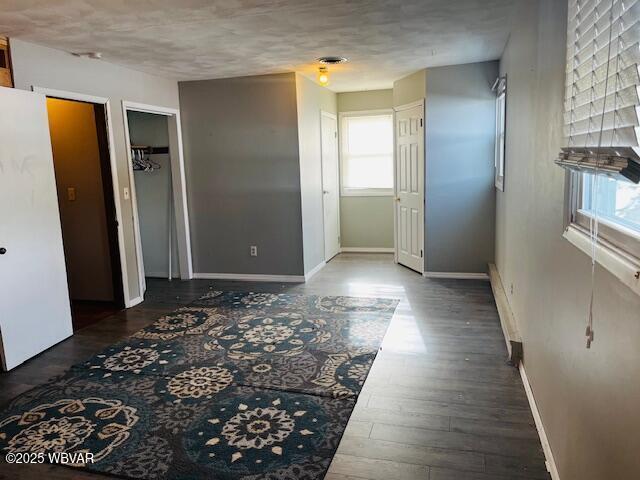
(0, 253, 549, 479)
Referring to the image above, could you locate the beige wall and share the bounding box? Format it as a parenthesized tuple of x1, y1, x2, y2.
(11, 39, 180, 302)
(337, 89, 394, 249)
(337, 89, 393, 112)
(497, 1, 640, 478)
(295, 74, 337, 272)
(47, 98, 114, 301)
(393, 70, 426, 107)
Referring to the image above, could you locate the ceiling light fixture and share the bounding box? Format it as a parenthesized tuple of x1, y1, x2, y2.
(317, 66, 330, 86)
(318, 56, 348, 64)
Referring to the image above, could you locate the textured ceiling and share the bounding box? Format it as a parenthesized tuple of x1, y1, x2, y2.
(0, 0, 516, 92)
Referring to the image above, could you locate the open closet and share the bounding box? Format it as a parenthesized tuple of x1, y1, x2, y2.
(127, 111, 179, 282)
(46, 96, 124, 330)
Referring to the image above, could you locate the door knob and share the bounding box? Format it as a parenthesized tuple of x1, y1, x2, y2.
(0, 247, 6, 255)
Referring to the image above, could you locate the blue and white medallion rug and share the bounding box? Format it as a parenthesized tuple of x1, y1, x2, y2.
(0, 291, 398, 479)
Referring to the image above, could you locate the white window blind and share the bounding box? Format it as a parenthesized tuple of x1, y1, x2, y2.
(557, 0, 640, 183)
(340, 113, 394, 195)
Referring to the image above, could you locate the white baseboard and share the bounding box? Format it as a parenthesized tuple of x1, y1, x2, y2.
(488, 263, 522, 363)
(519, 362, 560, 480)
(304, 261, 326, 281)
(423, 271, 489, 280)
(193, 273, 305, 283)
(126, 296, 144, 308)
(340, 247, 395, 253)
(145, 272, 180, 279)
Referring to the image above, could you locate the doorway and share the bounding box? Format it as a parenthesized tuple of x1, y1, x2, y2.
(321, 111, 340, 261)
(45, 97, 124, 330)
(126, 111, 178, 282)
(122, 101, 193, 300)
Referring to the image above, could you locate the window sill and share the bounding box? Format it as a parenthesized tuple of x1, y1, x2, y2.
(341, 189, 394, 197)
(563, 224, 640, 296)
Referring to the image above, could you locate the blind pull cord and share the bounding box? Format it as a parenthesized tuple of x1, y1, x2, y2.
(585, 0, 618, 349)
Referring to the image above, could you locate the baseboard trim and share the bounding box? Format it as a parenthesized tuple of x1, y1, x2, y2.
(488, 263, 523, 365)
(193, 273, 305, 283)
(423, 271, 489, 280)
(340, 247, 395, 253)
(304, 261, 326, 281)
(145, 272, 180, 279)
(519, 362, 560, 480)
(126, 296, 144, 308)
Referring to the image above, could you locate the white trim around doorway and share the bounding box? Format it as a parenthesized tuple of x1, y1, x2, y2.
(32, 86, 133, 307)
(122, 101, 194, 302)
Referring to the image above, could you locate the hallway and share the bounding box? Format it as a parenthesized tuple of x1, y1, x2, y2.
(0, 254, 547, 479)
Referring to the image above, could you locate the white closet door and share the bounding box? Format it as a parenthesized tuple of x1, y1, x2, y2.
(0, 86, 72, 370)
(395, 101, 424, 273)
(321, 111, 340, 261)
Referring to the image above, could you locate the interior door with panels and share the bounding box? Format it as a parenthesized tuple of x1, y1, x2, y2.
(0, 86, 73, 370)
(321, 111, 340, 261)
(394, 101, 424, 273)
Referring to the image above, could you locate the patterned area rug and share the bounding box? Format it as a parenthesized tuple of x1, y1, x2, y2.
(0, 291, 398, 479)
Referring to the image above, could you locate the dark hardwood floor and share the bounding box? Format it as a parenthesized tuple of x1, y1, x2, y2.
(71, 300, 123, 331)
(0, 253, 549, 480)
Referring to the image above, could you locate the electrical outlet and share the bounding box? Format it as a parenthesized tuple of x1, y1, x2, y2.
(250, 246, 258, 257)
(123, 187, 130, 200)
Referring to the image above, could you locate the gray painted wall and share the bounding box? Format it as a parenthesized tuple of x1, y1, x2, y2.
(295, 74, 337, 273)
(425, 62, 497, 273)
(128, 111, 179, 279)
(337, 90, 394, 249)
(179, 73, 304, 276)
(11, 38, 180, 301)
(497, 1, 640, 478)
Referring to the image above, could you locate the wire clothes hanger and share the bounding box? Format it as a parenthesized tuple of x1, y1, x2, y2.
(131, 146, 162, 172)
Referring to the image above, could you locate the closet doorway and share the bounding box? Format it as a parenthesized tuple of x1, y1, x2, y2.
(45, 96, 125, 330)
(123, 102, 193, 299)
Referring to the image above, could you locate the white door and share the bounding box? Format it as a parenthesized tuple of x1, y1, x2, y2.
(394, 101, 424, 273)
(0, 87, 73, 371)
(321, 111, 340, 261)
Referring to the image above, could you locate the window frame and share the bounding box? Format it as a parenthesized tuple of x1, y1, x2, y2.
(338, 109, 395, 197)
(565, 171, 640, 295)
(494, 77, 507, 191)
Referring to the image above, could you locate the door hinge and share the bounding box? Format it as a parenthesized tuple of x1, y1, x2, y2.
(420, 118, 423, 127)
(420, 249, 423, 258)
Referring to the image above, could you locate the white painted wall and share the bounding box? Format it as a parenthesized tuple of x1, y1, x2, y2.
(10, 39, 180, 301)
(295, 73, 337, 273)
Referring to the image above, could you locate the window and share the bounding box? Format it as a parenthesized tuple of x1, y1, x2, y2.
(558, 0, 640, 293)
(340, 111, 394, 196)
(573, 173, 640, 259)
(494, 77, 507, 191)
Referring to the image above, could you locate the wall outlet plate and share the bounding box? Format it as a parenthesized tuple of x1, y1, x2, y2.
(250, 246, 257, 257)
